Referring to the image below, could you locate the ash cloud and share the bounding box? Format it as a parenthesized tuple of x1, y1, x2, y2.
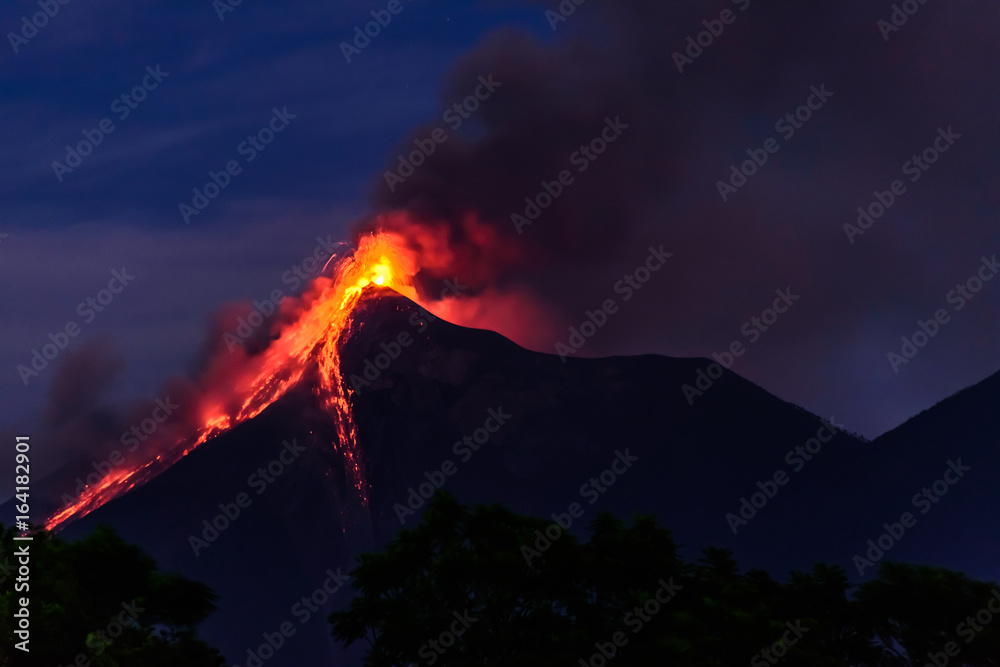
(360, 0, 1000, 435)
(44, 337, 124, 429)
(24, 338, 205, 514)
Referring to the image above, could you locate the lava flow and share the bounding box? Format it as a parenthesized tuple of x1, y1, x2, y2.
(44, 231, 418, 532)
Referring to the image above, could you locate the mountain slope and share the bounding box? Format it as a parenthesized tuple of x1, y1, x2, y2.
(856, 370, 1000, 582)
(38, 293, 995, 665)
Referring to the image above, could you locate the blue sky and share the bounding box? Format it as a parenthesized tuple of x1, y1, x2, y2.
(2, 0, 1000, 487)
(0, 0, 546, 427)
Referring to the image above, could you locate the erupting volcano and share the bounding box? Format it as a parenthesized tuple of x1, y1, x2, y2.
(45, 230, 420, 532)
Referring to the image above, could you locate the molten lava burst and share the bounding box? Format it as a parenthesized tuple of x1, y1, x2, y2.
(45, 232, 418, 532)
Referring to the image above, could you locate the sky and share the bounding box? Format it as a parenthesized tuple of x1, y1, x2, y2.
(2, 0, 999, 487)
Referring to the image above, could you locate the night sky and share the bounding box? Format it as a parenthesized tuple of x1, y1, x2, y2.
(2, 0, 999, 492)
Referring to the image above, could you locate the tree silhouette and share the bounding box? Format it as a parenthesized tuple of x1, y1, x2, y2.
(0, 523, 225, 667)
(331, 492, 1000, 666)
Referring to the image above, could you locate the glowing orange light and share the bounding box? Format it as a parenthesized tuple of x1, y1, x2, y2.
(45, 231, 418, 532)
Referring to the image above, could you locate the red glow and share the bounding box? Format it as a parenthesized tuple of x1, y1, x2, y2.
(45, 231, 418, 532)
(43, 210, 557, 533)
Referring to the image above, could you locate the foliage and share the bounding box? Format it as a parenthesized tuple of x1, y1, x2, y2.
(0, 523, 225, 667)
(331, 492, 1000, 666)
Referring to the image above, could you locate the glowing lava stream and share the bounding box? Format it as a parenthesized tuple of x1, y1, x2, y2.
(44, 232, 418, 532)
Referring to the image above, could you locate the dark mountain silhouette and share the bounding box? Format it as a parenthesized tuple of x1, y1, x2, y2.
(21, 291, 998, 666)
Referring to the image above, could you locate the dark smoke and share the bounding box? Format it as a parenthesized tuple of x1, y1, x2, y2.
(44, 337, 124, 428)
(358, 0, 1000, 433)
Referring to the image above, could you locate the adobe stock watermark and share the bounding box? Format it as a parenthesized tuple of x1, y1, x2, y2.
(545, 0, 588, 31)
(725, 416, 844, 535)
(682, 287, 800, 405)
(16, 268, 136, 386)
(555, 245, 672, 362)
(7, 0, 74, 54)
(349, 278, 468, 392)
(521, 449, 639, 566)
(886, 254, 999, 373)
(394, 406, 512, 524)
(877, 0, 931, 42)
(188, 439, 306, 556)
(179, 107, 296, 224)
(716, 84, 833, 202)
(511, 116, 630, 235)
(672, 0, 753, 73)
(578, 577, 683, 666)
(750, 620, 810, 666)
(340, 0, 416, 63)
(922, 589, 1000, 667)
(384, 75, 502, 193)
(844, 126, 960, 244)
(416, 610, 478, 665)
(213, 0, 247, 22)
(55, 600, 144, 667)
(51, 65, 170, 182)
(852, 458, 971, 576)
(233, 568, 352, 667)
(223, 235, 341, 352)
(59, 397, 179, 507)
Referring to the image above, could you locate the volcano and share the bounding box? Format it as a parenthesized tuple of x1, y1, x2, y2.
(25, 291, 999, 666)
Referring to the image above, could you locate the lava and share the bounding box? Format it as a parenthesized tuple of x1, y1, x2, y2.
(45, 231, 418, 532)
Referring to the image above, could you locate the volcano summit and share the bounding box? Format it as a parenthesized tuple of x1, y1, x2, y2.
(18, 288, 996, 665)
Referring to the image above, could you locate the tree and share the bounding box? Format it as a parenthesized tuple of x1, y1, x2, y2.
(331, 492, 1000, 666)
(853, 562, 1000, 666)
(0, 523, 225, 667)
